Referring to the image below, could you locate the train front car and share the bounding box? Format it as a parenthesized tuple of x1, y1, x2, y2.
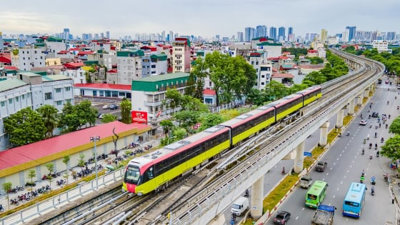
(122, 162, 141, 194)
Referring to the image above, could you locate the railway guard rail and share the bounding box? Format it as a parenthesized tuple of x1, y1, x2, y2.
(169, 52, 384, 225)
(0, 168, 124, 225)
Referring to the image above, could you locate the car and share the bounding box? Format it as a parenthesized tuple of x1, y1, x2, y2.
(98, 113, 104, 119)
(371, 112, 379, 118)
(300, 175, 313, 189)
(273, 211, 291, 224)
(359, 120, 367, 126)
(315, 161, 327, 172)
(102, 104, 109, 109)
(109, 104, 118, 110)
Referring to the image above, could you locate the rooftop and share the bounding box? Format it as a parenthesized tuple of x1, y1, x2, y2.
(136, 72, 189, 82)
(272, 73, 294, 79)
(41, 75, 71, 82)
(0, 121, 151, 177)
(0, 79, 28, 92)
(74, 83, 131, 91)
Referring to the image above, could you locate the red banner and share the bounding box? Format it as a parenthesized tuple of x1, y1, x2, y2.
(131, 111, 148, 124)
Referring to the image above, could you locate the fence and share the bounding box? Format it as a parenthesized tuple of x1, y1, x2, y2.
(0, 168, 124, 225)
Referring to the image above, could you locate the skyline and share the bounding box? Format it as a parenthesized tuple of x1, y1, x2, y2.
(0, 0, 399, 38)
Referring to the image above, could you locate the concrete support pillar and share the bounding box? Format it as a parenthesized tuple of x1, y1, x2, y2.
(356, 95, 362, 106)
(348, 100, 355, 115)
(294, 141, 305, 173)
(319, 121, 330, 147)
(250, 176, 264, 219)
(336, 109, 344, 128)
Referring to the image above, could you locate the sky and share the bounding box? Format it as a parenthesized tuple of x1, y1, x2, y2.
(0, 0, 399, 38)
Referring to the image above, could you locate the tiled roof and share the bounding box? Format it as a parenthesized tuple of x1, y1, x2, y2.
(203, 89, 216, 95)
(74, 83, 131, 91)
(272, 73, 294, 79)
(0, 79, 27, 92)
(136, 72, 189, 82)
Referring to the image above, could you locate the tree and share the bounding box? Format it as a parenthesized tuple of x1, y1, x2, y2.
(389, 117, 400, 135)
(59, 102, 80, 132)
(308, 57, 324, 64)
(45, 163, 54, 187)
(181, 95, 209, 112)
(2, 182, 12, 209)
(160, 119, 175, 136)
(199, 113, 224, 131)
(303, 71, 327, 85)
(172, 127, 187, 140)
(264, 81, 290, 101)
(187, 57, 207, 99)
(381, 135, 400, 161)
(164, 88, 183, 112)
(78, 153, 85, 172)
(120, 99, 132, 124)
(37, 105, 59, 138)
(75, 100, 97, 127)
(101, 113, 117, 123)
(62, 155, 70, 184)
(27, 169, 36, 189)
(174, 110, 200, 132)
(3, 107, 46, 147)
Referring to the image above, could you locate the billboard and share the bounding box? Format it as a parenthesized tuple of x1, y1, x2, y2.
(131, 110, 148, 124)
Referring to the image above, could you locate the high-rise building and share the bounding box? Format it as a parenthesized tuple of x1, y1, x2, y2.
(172, 37, 191, 73)
(269, 27, 277, 41)
(106, 31, 110, 39)
(386, 32, 396, 41)
(256, 25, 267, 38)
(320, 29, 328, 43)
(161, 31, 166, 41)
(0, 31, 3, 50)
(244, 27, 255, 42)
(237, 32, 244, 42)
(287, 27, 294, 42)
(169, 31, 174, 42)
(345, 26, 356, 42)
(216, 35, 220, 41)
(63, 28, 70, 40)
(278, 27, 286, 42)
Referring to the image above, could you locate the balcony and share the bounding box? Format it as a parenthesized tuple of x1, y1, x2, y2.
(144, 101, 162, 107)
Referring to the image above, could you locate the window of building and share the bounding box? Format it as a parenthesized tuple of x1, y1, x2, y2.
(66, 99, 71, 103)
(55, 88, 61, 93)
(45, 92, 52, 100)
(112, 91, 118, 97)
(65, 87, 71, 91)
(261, 75, 265, 78)
(261, 82, 265, 85)
(56, 101, 62, 106)
(119, 92, 125, 97)
(256, 61, 259, 65)
(151, 65, 156, 68)
(93, 90, 97, 96)
(15, 96, 19, 102)
(22, 94, 25, 100)
(8, 99, 12, 104)
(1, 101, 5, 107)
(151, 71, 156, 74)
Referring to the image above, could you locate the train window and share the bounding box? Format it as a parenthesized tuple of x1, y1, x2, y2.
(125, 165, 141, 185)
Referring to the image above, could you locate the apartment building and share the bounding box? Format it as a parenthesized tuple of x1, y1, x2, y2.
(18, 46, 46, 71)
(131, 72, 190, 122)
(0, 73, 74, 150)
(172, 37, 191, 73)
(142, 54, 168, 76)
(116, 50, 144, 85)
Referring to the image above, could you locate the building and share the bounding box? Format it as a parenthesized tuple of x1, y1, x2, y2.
(62, 62, 86, 84)
(45, 37, 66, 57)
(278, 27, 286, 42)
(386, 32, 396, 41)
(257, 42, 282, 58)
(269, 27, 277, 41)
(245, 27, 255, 42)
(0, 32, 4, 51)
(74, 83, 131, 99)
(172, 37, 191, 73)
(0, 121, 150, 189)
(271, 72, 294, 84)
(372, 40, 389, 53)
(256, 25, 267, 38)
(345, 26, 356, 42)
(131, 72, 190, 122)
(62, 28, 70, 41)
(320, 29, 328, 43)
(0, 73, 74, 150)
(116, 50, 144, 85)
(18, 46, 46, 71)
(142, 54, 168, 76)
(237, 32, 244, 42)
(288, 27, 293, 41)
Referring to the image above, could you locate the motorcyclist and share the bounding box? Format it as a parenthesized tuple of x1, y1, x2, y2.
(381, 137, 384, 143)
(369, 143, 372, 149)
(362, 149, 365, 155)
(375, 132, 377, 138)
(371, 186, 375, 195)
(360, 175, 365, 183)
(371, 176, 376, 185)
(347, 131, 350, 136)
(376, 151, 380, 157)
(282, 167, 286, 174)
(375, 143, 378, 149)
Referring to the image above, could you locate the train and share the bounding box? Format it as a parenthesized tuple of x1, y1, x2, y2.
(122, 86, 322, 195)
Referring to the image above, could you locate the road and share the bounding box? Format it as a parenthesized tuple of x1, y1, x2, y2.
(267, 80, 397, 225)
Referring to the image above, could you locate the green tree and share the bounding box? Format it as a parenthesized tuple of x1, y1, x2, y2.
(101, 113, 117, 123)
(303, 71, 327, 85)
(62, 155, 70, 184)
(85, 72, 92, 83)
(187, 57, 207, 99)
(45, 163, 54, 186)
(75, 100, 97, 127)
(164, 88, 183, 112)
(307, 57, 324, 64)
(174, 110, 200, 132)
(4, 107, 46, 147)
(172, 127, 187, 140)
(264, 81, 290, 101)
(78, 153, 85, 173)
(181, 95, 209, 112)
(199, 113, 224, 131)
(160, 119, 175, 136)
(2, 182, 12, 209)
(12, 49, 19, 56)
(381, 135, 400, 161)
(37, 105, 59, 138)
(28, 169, 36, 187)
(120, 99, 132, 124)
(59, 102, 80, 132)
(389, 117, 400, 135)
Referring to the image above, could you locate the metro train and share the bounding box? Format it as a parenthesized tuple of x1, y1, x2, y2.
(122, 86, 322, 195)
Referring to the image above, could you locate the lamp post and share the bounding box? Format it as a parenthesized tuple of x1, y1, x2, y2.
(90, 136, 100, 189)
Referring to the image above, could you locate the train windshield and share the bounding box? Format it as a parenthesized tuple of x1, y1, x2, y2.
(125, 165, 141, 184)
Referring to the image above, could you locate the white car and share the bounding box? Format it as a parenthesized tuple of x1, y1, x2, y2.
(102, 105, 109, 109)
(359, 120, 367, 126)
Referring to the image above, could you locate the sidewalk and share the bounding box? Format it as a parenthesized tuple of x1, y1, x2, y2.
(0, 138, 159, 212)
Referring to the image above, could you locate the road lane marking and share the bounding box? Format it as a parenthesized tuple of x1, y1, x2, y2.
(347, 170, 349, 173)
(337, 187, 339, 191)
(340, 181, 343, 184)
(330, 167, 333, 171)
(302, 208, 305, 211)
(295, 216, 299, 220)
(337, 158, 339, 161)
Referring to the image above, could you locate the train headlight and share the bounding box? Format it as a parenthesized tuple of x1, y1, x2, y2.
(137, 192, 143, 196)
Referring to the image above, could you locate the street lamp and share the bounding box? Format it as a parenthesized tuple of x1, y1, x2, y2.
(90, 136, 100, 189)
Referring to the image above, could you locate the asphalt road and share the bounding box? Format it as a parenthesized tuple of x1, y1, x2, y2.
(268, 80, 397, 225)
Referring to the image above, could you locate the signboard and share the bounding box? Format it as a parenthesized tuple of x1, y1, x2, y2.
(304, 152, 312, 157)
(131, 110, 148, 124)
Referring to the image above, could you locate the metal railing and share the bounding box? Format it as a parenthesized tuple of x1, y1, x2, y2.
(0, 169, 124, 225)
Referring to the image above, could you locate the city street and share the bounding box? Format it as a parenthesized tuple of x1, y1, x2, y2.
(267, 80, 397, 225)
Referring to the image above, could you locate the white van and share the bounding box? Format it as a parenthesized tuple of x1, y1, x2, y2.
(231, 197, 249, 216)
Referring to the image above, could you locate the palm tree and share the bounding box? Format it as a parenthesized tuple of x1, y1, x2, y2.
(37, 105, 59, 138)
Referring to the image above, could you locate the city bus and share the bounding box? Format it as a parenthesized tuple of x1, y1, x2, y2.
(342, 182, 366, 218)
(305, 180, 328, 208)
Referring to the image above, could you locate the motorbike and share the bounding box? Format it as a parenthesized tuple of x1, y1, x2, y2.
(370, 155, 373, 160)
(371, 176, 376, 185)
(361, 149, 365, 155)
(371, 188, 375, 196)
(381, 138, 384, 143)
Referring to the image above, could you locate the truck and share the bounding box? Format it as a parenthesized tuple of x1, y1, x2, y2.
(311, 204, 335, 225)
(300, 175, 313, 189)
(231, 197, 249, 216)
(315, 161, 327, 172)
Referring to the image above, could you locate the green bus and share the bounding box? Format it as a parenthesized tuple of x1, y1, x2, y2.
(305, 180, 328, 208)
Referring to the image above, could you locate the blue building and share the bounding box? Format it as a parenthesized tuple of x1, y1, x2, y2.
(256, 25, 267, 38)
(278, 27, 286, 42)
(346, 26, 356, 42)
(245, 27, 255, 42)
(269, 27, 277, 41)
